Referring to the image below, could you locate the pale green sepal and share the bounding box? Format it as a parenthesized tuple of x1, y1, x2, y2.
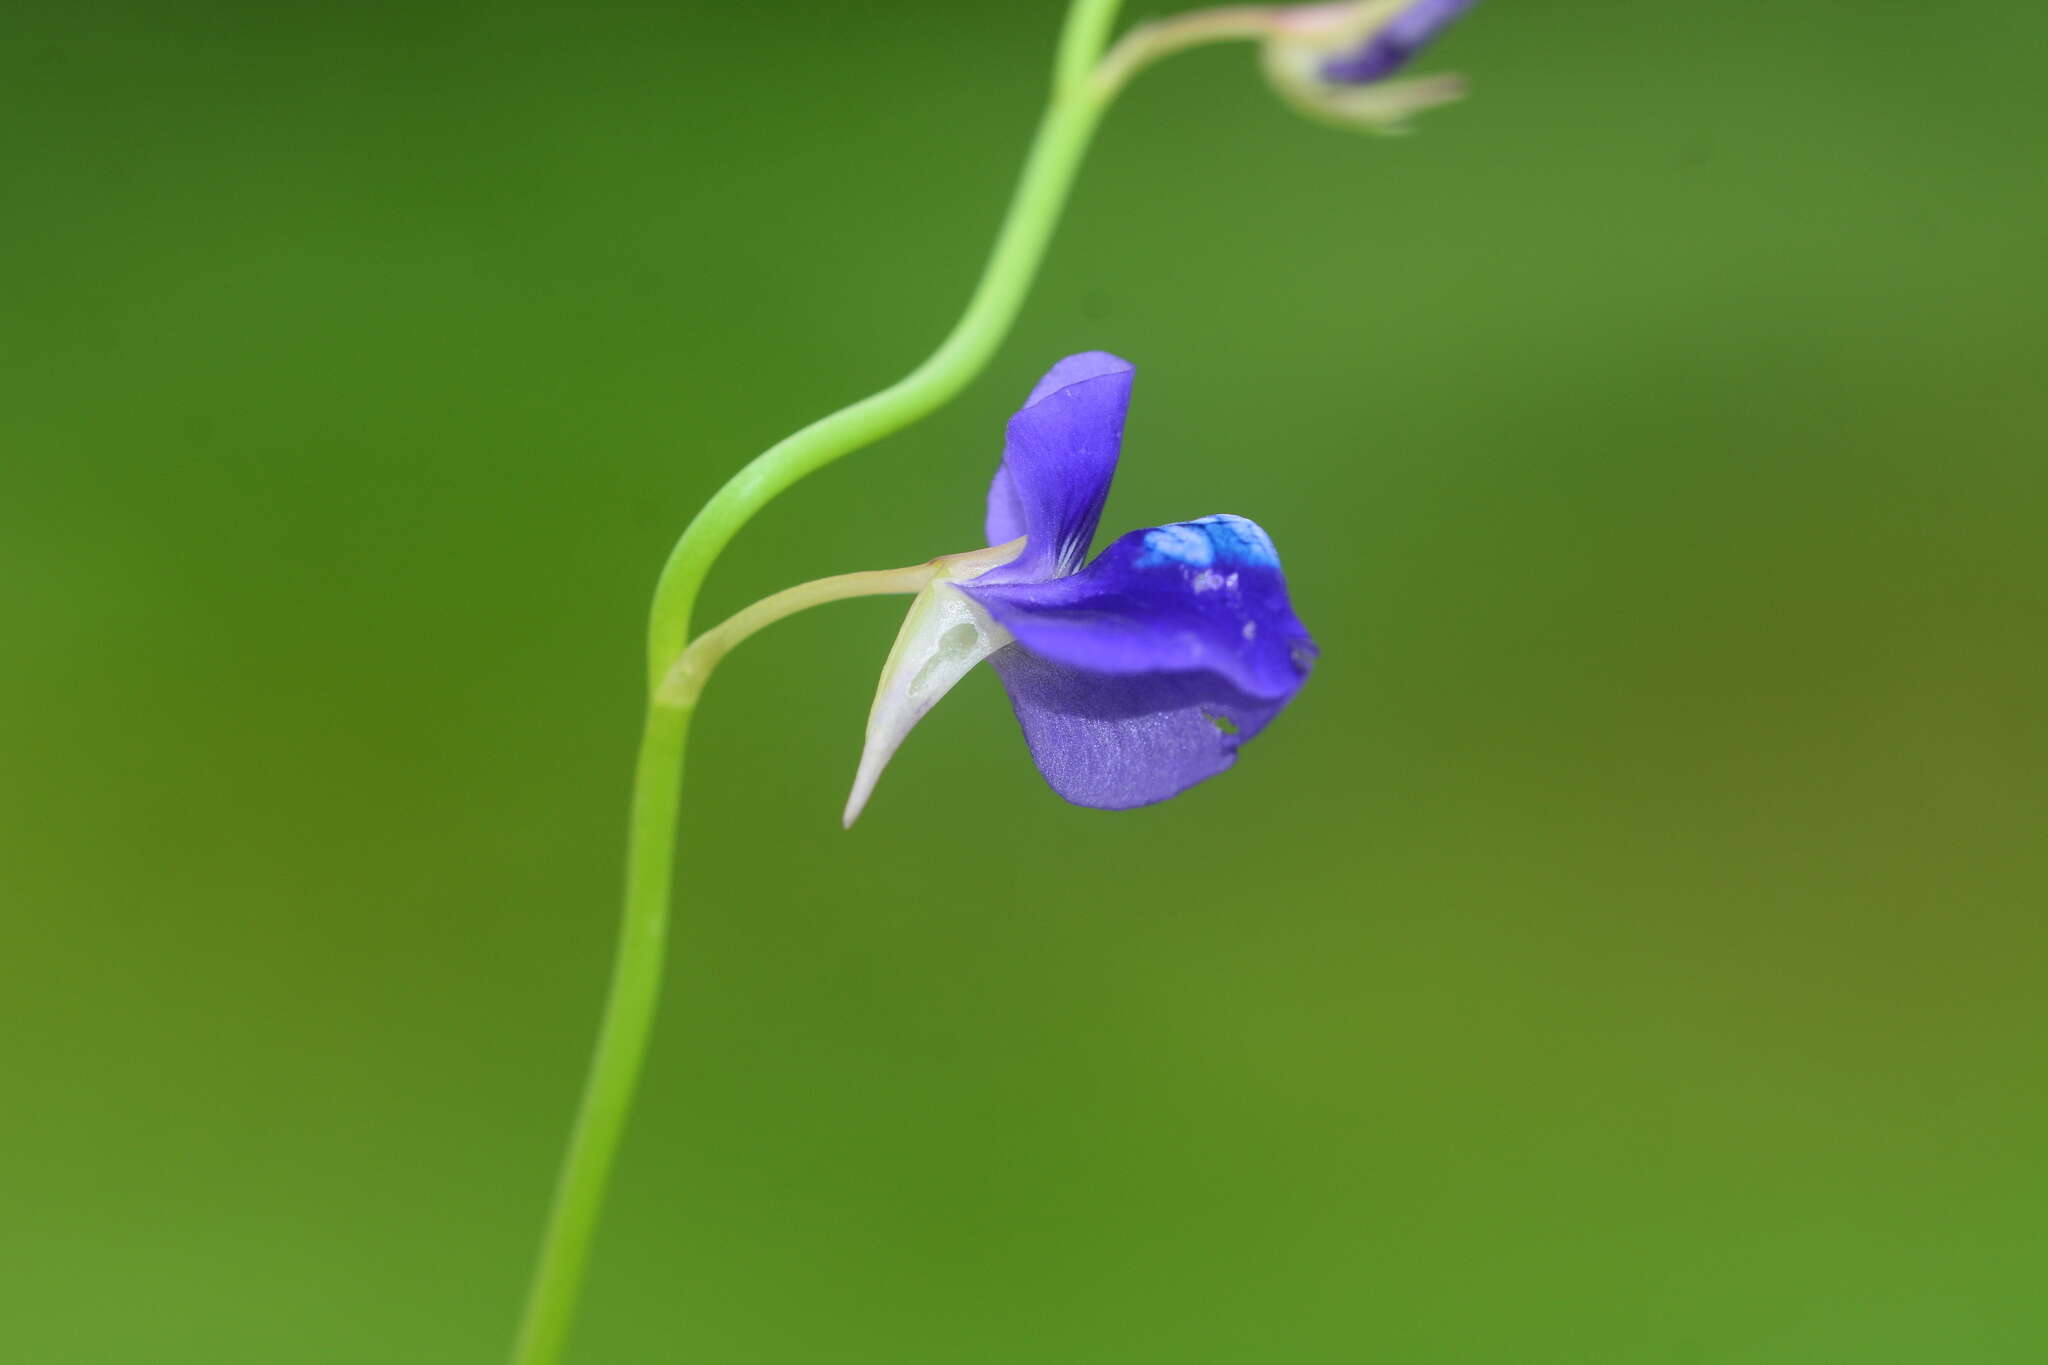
(1272, 69, 1469, 135)
(843, 541, 1025, 827)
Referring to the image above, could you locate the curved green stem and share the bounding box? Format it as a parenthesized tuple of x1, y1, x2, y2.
(510, 3, 1125, 1363)
(644, 0, 1126, 687)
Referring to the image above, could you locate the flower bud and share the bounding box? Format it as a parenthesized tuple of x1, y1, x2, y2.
(1262, 0, 1475, 134)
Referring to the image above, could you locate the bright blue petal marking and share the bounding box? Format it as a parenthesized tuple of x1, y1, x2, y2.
(1194, 514, 1280, 568)
(1137, 523, 1215, 568)
(1135, 514, 1279, 570)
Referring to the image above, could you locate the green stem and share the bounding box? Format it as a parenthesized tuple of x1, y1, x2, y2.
(511, 700, 692, 1365)
(510, 3, 1125, 1363)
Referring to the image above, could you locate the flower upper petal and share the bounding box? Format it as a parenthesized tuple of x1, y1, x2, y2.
(961, 514, 1317, 808)
(981, 352, 1135, 582)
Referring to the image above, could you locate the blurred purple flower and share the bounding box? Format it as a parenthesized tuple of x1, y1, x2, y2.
(1320, 0, 1475, 85)
(846, 353, 1317, 824)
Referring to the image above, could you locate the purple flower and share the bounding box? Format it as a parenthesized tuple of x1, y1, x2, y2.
(1319, 0, 1475, 85)
(846, 353, 1317, 824)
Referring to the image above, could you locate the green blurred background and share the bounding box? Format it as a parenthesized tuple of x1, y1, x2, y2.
(5, 1, 2045, 1361)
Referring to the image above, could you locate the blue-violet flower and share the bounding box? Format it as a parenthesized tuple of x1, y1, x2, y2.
(846, 353, 1317, 825)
